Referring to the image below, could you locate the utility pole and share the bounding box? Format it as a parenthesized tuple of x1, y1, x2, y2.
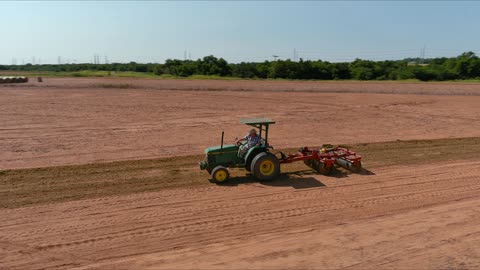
(11, 58, 17, 65)
(420, 45, 426, 64)
(104, 56, 109, 64)
(293, 48, 297, 62)
(58, 56, 62, 65)
(93, 54, 101, 64)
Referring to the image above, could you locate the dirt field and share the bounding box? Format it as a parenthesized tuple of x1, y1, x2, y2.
(2, 155, 480, 269)
(2, 78, 480, 269)
(1, 78, 480, 169)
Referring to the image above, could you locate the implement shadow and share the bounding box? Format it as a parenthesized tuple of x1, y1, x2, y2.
(357, 167, 376, 175)
(323, 166, 377, 178)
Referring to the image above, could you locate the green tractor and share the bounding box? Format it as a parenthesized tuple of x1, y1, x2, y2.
(199, 118, 280, 183)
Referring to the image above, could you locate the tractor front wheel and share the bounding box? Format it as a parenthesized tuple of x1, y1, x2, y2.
(251, 152, 280, 181)
(211, 166, 229, 183)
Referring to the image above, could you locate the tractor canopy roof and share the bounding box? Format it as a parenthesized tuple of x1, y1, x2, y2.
(240, 118, 275, 144)
(240, 118, 275, 127)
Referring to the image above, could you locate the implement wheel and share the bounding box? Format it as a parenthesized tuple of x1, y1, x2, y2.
(314, 160, 332, 175)
(351, 161, 362, 173)
(304, 159, 313, 168)
(211, 166, 229, 183)
(251, 152, 280, 181)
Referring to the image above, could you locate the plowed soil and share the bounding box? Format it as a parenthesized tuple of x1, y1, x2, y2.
(1, 78, 480, 169)
(2, 159, 480, 269)
(2, 78, 480, 269)
(1, 137, 480, 269)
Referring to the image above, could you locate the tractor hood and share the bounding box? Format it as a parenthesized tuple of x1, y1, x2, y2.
(205, 144, 237, 154)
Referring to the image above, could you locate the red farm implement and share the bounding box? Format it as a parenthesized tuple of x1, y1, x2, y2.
(276, 146, 362, 175)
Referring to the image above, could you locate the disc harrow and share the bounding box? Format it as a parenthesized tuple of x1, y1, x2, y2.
(276, 145, 362, 175)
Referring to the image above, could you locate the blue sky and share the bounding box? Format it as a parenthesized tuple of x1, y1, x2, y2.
(0, 1, 479, 64)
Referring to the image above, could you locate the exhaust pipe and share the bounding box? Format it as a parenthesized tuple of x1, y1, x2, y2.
(220, 131, 224, 150)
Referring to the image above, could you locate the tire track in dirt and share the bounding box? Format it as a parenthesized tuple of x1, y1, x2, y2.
(1, 160, 480, 269)
(3, 161, 480, 243)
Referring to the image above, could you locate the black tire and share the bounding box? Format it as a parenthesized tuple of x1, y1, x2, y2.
(314, 160, 332, 175)
(211, 166, 229, 183)
(244, 148, 261, 172)
(304, 159, 313, 168)
(250, 152, 280, 181)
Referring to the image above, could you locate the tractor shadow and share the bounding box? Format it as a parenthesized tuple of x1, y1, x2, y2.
(263, 172, 326, 189)
(220, 171, 325, 189)
(217, 166, 375, 189)
(216, 169, 325, 189)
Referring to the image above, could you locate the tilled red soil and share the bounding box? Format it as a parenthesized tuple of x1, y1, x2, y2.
(1, 160, 480, 269)
(2, 78, 480, 269)
(1, 77, 480, 169)
(6, 77, 480, 95)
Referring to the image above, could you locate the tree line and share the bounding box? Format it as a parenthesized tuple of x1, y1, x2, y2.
(1, 52, 479, 81)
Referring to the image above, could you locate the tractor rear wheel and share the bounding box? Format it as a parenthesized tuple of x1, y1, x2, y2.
(211, 166, 229, 183)
(251, 152, 280, 181)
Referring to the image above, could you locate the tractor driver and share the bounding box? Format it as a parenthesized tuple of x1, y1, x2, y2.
(236, 128, 262, 157)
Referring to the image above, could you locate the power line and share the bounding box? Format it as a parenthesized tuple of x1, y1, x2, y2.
(4, 48, 479, 65)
